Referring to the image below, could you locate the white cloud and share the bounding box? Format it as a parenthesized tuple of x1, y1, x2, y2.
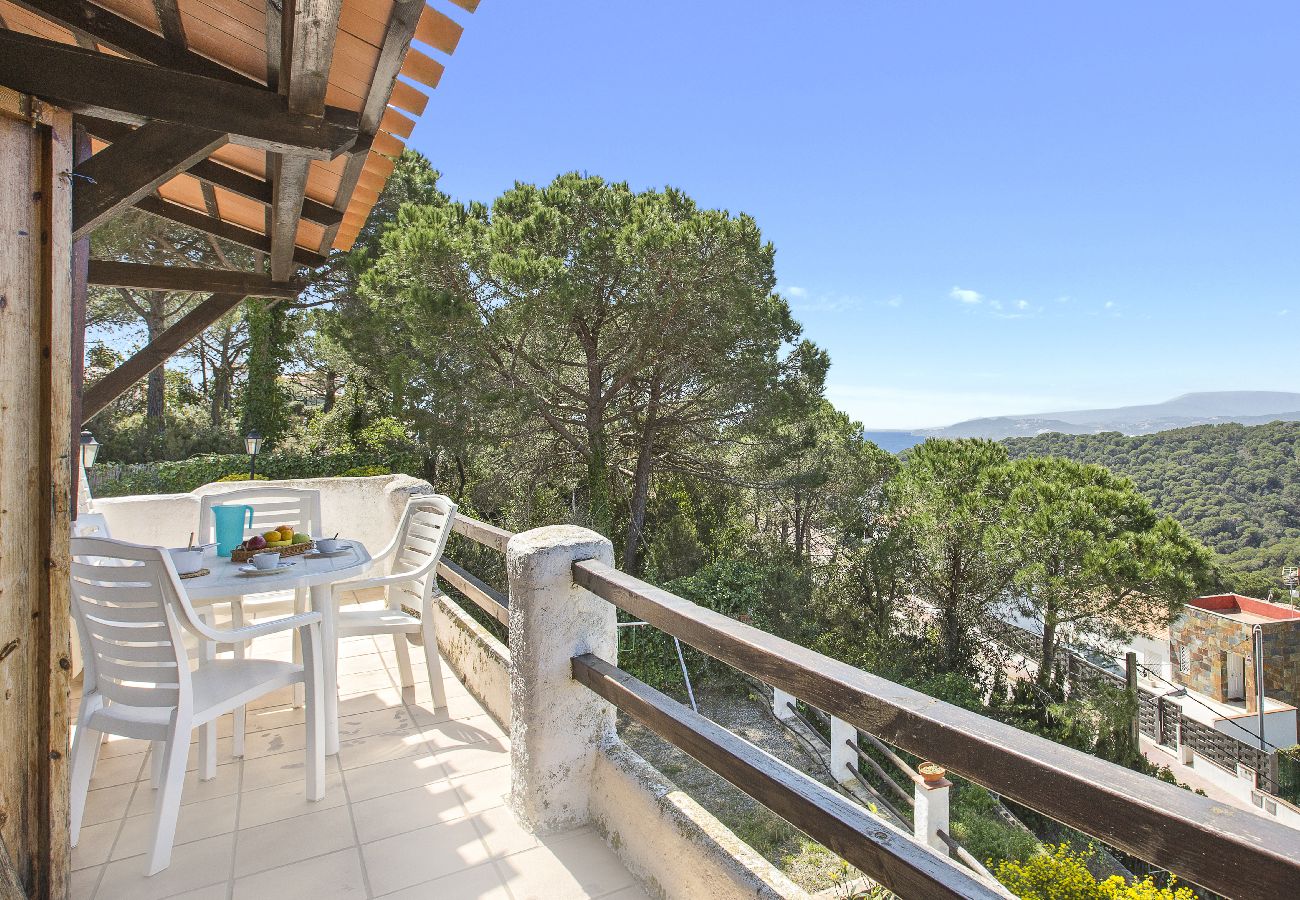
(950, 286, 983, 305)
(1104, 301, 1116, 309)
(1280, 309, 1290, 317)
(885, 296, 903, 308)
(1016, 300, 1030, 311)
(781, 285, 808, 299)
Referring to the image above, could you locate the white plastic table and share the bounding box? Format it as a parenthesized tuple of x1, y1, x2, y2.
(183, 542, 372, 755)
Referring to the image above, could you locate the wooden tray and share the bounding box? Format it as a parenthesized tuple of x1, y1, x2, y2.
(231, 541, 313, 563)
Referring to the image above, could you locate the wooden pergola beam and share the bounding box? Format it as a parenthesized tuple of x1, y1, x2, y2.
(81, 293, 248, 422)
(270, 0, 344, 281)
(72, 122, 227, 240)
(0, 30, 358, 159)
(9, 0, 263, 88)
(135, 195, 327, 268)
(76, 115, 344, 228)
(87, 260, 303, 300)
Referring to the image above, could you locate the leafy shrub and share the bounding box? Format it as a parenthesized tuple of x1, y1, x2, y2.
(339, 465, 390, 477)
(216, 473, 268, 482)
(87, 450, 430, 498)
(994, 843, 1196, 899)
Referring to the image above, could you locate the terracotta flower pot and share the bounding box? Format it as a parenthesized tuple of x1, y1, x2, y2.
(918, 762, 946, 784)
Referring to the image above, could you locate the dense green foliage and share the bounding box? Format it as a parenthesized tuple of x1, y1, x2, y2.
(994, 844, 1196, 900)
(1005, 422, 1300, 592)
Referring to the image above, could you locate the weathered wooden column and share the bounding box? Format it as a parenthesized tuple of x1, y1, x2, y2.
(0, 93, 75, 899)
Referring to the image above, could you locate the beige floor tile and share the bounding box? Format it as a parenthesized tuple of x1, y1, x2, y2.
(421, 714, 503, 751)
(336, 668, 398, 695)
(599, 885, 652, 899)
(96, 832, 234, 900)
(350, 781, 467, 844)
(407, 691, 488, 725)
(495, 830, 636, 900)
(88, 751, 148, 790)
(337, 687, 407, 717)
(127, 762, 239, 816)
(234, 804, 356, 877)
(72, 820, 119, 870)
(336, 704, 417, 741)
(376, 860, 511, 900)
(237, 770, 346, 830)
(240, 722, 308, 760)
(433, 738, 510, 778)
(69, 865, 100, 900)
(449, 765, 511, 816)
(336, 651, 389, 676)
(97, 735, 150, 760)
(362, 816, 491, 896)
(159, 884, 230, 900)
(111, 793, 238, 861)
(337, 729, 433, 771)
(79, 782, 135, 828)
(468, 806, 545, 858)
(342, 752, 447, 803)
(240, 746, 335, 793)
(233, 846, 367, 900)
(244, 702, 306, 734)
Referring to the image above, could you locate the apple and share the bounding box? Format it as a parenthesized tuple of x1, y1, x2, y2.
(247, 534, 268, 551)
(292, 533, 311, 545)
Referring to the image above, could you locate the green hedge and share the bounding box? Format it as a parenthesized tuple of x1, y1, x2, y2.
(88, 450, 432, 498)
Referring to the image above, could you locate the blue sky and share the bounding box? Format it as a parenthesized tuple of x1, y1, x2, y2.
(411, 1, 1299, 429)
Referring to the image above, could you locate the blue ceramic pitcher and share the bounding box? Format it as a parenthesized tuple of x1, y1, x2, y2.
(213, 504, 254, 557)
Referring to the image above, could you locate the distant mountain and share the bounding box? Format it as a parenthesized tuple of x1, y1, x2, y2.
(911, 392, 1300, 442)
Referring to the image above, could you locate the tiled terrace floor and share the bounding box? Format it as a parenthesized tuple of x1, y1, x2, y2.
(70, 592, 647, 900)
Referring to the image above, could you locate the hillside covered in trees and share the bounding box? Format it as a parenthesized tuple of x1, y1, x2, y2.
(1004, 421, 1300, 591)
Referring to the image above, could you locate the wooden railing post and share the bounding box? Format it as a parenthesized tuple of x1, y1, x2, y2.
(1125, 652, 1140, 752)
(506, 525, 615, 833)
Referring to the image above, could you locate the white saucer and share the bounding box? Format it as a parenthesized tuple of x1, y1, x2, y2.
(238, 561, 298, 576)
(306, 547, 353, 558)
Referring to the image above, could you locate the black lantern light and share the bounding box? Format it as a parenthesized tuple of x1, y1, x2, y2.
(79, 430, 100, 469)
(245, 430, 263, 480)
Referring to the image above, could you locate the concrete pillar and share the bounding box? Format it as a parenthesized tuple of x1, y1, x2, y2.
(830, 717, 858, 784)
(773, 686, 797, 721)
(506, 525, 616, 833)
(913, 775, 951, 853)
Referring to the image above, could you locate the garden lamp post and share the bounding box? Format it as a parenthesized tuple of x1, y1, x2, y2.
(245, 430, 263, 480)
(79, 430, 99, 469)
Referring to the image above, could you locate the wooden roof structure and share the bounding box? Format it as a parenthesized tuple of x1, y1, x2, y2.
(0, 0, 478, 420)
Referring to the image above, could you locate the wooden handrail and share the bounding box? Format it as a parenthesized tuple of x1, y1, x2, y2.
(572, 558, 1300, 900)
(572, 654, 1007, 900)
(436, 558, 508, 627)
(450, 515, 513, 554)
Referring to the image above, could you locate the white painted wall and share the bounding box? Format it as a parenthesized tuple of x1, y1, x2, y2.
(1213, 709, 1298, 750)
(90, 474, 433, 552)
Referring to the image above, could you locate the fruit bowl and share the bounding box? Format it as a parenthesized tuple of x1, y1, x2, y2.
(230, 526, 313, 562)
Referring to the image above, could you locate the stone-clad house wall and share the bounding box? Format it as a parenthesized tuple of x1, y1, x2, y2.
(1170, 606, 1300, 710)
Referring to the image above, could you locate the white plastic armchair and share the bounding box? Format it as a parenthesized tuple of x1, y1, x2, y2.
(68, 536, 325, 876)
(198, 485, 323, 714)
(333, 494, 457, 707)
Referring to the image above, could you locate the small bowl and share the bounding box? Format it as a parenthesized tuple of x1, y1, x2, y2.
(315, 537, 343, 553)
(168, 547, 206, 575)
(250, 551, 282, 570)
(918, 762, 947, 784)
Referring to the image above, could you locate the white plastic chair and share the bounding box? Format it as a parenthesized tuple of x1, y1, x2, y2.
(334, 494, 456, 708)
(68, 514, 114, 679)
(68, 536, 324, 875)
(198, 485, 323, 717)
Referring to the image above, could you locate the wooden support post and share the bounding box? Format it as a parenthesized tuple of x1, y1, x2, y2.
(0, 101, 74, 900)
(81, 294, 247, 422)
(70, 121, 90, 511)
(72, 122, 227, 239)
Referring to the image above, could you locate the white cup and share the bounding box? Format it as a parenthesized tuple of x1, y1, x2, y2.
(315, 538, 343, 553)
(168, 547, 205, 575)
(251, 551, 281, 570)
